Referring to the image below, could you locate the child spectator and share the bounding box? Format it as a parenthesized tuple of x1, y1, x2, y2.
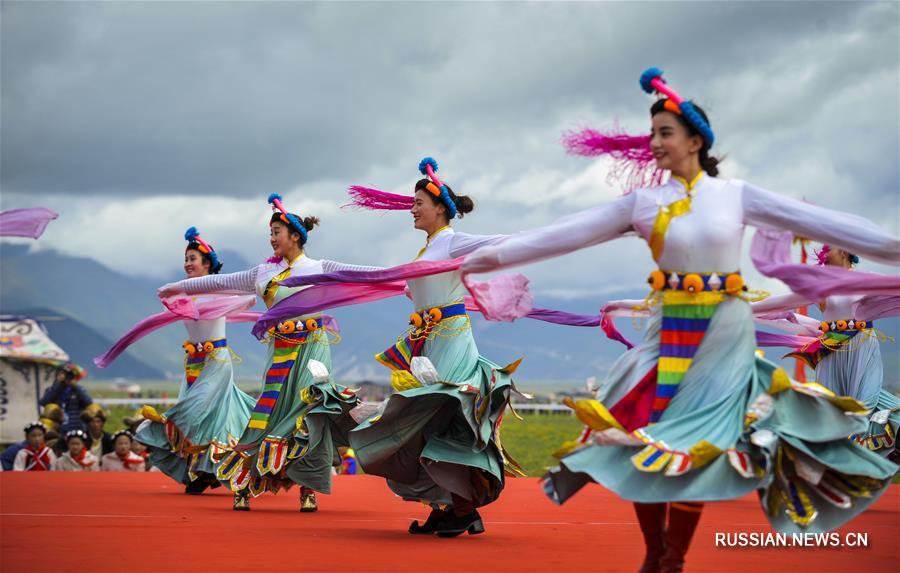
(101, 430, 146, 471)
(130, 437, 153, 469)
(13, 422, 57, 471)
(53, 429, 99, 471)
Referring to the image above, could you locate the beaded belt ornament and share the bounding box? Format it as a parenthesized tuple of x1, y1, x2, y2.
(647, 270, 745, 294)
(182, 338, 227, 387)
(819, 319, 871, 333)
(375, 303, 467, 374)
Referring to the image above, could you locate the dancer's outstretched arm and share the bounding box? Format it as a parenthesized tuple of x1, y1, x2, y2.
(321, 260, 385, 273)
(751, 292, 814, 315)
(742, 182, 900, 266)
(158, 267, 260, 297)
(449, 233, 510, 258)
(462, 194, 635, 274)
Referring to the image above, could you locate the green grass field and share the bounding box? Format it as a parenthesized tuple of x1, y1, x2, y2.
(500, 413, 584, 476)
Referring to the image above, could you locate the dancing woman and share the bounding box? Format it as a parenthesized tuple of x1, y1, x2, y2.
(157, 196, 371, 511)
(120, 228, 257, 493)
(462, 68, 900, 572)
(325, 158, 521, 537)
(753, 244, 900, 462)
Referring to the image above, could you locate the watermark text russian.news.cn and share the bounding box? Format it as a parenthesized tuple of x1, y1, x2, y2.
(715, 532, 869, 548)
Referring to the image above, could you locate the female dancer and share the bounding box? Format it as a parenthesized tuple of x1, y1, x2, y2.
(461, 68, 899, 572)
(157, 195, 369, 511)
(321, 158, 519, 537)
(126, 228, 256, 493)
(753, 244, 900, 462)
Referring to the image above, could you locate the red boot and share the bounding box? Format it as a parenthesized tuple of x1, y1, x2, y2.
(660, 502, 703, 573)
(633, 503, 667, 573)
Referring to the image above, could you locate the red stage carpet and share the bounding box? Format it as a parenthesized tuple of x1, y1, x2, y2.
(1, 473, 896, 573)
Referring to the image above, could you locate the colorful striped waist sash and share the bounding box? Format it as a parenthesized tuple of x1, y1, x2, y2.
(182, 338, 227, 387)
(247, 318, 324, 431)
(652, 290, 723, 422)
(376, 302, 467, 372)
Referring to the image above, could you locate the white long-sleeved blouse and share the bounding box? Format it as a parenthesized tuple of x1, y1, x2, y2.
(464, 175, 900, 274)
(409, 227, 507, 310)
(166, 255, 381, 312)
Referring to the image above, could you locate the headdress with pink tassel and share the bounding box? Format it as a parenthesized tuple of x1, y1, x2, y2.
(561, 67, 713, 193)
(346, 156, 455, 215)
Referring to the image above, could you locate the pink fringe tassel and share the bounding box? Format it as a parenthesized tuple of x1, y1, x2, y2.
(561, 126, 665, 193)
(344, 186, 414, 211)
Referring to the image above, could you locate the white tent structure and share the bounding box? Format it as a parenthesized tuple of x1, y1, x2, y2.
(0, 316, 69, 443)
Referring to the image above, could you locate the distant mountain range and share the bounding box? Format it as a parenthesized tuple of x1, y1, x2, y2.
(0, 244, 633, 386)
(2, 243, 897, 393)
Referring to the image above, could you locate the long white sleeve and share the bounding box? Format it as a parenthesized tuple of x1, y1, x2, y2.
(751, 292, 814, 316)
(177, 268, 259, 295)
(448, 233, 509, 258)
(321, 260, 385, 273)
(463, 193, 636, 273)
(742, 182, 900, 265)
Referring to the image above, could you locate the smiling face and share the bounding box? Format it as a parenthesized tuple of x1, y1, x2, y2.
(184, 248, 211, 278)
(411, 189, 446, 233)
(269, 220, 301, 259)
(650, 110, 704, 175)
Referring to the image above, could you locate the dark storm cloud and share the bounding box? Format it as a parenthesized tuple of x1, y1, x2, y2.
(4, 1, 892, 202)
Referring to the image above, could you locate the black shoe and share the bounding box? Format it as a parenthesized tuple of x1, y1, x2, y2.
(434, 511, 485, 538)
(233, 493, 250, 511)
(184, 479, 210, 495)
(408, 508, 450, 535)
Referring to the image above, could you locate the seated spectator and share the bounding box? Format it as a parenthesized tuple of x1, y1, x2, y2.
(40, 363, 92, 434)
(13, 422, 57, 471)
(40, 403, 66, 455)
(40, 403, 65, 433)
(1, 441, 25, 471)
(130, 437, 153, 469)
(81, 403, 113, 458)
(101, 430, 146, 471)
(52, 429, 99, 471)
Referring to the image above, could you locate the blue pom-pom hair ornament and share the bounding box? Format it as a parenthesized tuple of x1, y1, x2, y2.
(183, 226, 221, 271)
(267, 193, 308, 243)
(640, 67, 715, 148)
(418, 156, 458, 219)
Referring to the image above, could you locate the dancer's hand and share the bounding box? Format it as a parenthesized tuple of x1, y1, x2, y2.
(157, 283, 185, 298)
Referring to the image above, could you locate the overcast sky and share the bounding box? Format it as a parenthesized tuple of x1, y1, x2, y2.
(2, 1, 898, 300)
